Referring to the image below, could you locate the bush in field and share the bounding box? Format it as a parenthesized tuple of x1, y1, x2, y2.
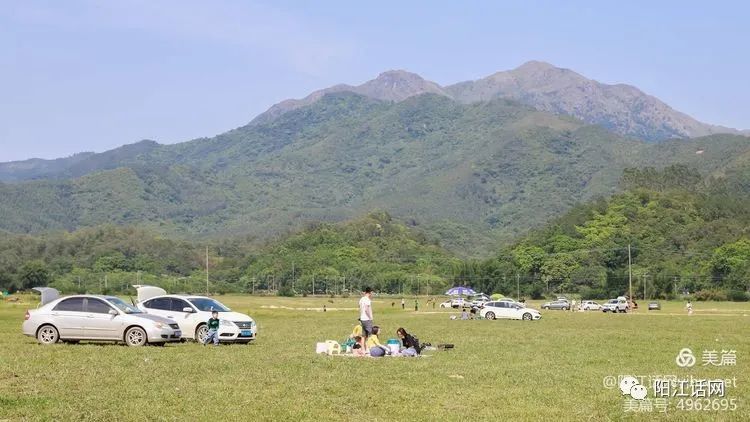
(693, 290, 728, 301)
(727, 289, 749, 302)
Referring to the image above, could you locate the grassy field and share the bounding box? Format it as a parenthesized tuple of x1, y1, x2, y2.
(0, 295, 748, 421)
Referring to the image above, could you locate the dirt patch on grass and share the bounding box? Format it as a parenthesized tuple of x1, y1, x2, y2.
(260, 305, 357, 312)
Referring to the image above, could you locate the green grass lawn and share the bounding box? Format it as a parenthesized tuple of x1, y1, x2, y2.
(0, 295, 748, 421)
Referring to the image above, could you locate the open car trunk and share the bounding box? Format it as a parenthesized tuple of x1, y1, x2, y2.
(32, 287, 60, 307)
(133, 285, 167, 303)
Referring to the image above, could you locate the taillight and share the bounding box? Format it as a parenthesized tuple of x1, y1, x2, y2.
(24, 310, 30, 320)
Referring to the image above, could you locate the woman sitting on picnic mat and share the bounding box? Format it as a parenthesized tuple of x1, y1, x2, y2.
(396, 327, 421, 356)
(366, 326, 390, 357)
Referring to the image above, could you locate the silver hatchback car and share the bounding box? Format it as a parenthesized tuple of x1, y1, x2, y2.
(22, 288, 182, 346)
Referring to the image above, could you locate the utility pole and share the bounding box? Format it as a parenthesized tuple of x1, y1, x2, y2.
(205, 246, 209, 295)
(104, 274, 108, 290)
(628, 244, 633, 306)
(252, 277, 256, 295)
(312, 274, 315, 296)
(643, 274, 648, 300)
(516, 273, 520, 300)
(292, 262, 295, 293)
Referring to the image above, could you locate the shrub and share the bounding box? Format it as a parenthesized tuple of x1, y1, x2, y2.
(277, 285, 295, 297)
(727, 289, 749, 302)
(693, 290, 728, 301)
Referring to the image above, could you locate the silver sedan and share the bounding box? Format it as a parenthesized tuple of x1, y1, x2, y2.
(22, 290, 182, 346)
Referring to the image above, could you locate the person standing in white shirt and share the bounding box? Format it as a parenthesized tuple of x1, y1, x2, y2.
(359, 287, 374, 347)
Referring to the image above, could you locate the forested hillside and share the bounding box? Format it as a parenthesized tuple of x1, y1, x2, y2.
(1, 91, 749, 255)
(458, 165, 750, 300)
(2, 166, 749, 301)
(0, 212, 460, 296)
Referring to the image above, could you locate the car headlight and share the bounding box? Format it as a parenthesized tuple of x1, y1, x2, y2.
(220, 319, 235, 327)
(153, 322, 167, 329)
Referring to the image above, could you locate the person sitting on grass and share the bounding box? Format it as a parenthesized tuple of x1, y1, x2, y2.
(204, 310, 220, 346)
(366, 326, 389, 357)
(461, 309, 469, 320)
(396, 327, 421, 356)
(352, 336, 365, 356)
(350, 321, 364, 350)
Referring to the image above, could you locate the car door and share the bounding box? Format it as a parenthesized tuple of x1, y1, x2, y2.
(168, 298, 196, 333)
(182, 299, 208, 338)
(50, 297, 86, 338)
(83, 298, 120, 340)
(141, 297, 172, 318)
(495, 302, 512, 319)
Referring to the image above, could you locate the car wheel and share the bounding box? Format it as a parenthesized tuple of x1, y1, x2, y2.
(125, 326, 147, 347)
(562, 307, 569, 311)
(485, 312, 496, 320)
(542, 306, 548, 310)
(37, 325, 59, 345)
(195, 324, 208, 343)
(522, 313, 532, 321)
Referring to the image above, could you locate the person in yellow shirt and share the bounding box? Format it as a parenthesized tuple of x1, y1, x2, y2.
(366, 326, 389, 357)
(351, 322, 364, 350)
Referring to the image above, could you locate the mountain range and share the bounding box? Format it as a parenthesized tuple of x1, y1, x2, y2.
(252, 61, 745, 142)
(1, 62, 749, 256)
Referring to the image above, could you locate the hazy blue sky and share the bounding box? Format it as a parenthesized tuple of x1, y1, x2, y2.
(2, 1, 748, 161)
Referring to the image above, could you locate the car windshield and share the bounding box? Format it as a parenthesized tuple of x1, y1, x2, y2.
(608, 300, 618, 303)
(189, 298, 230, 312)
(107, 297, 142, 314)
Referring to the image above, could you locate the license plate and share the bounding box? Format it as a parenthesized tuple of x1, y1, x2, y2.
(241, 330, 252, 337)
(175, 331, 182, 337)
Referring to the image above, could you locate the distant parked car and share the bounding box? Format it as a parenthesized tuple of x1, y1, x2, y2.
(135, 285, 257, 343)
(541, 300, 570, 310)
(471, 294, 491, 302)
(601, 298, 628, 313)
(22, 288, 181, 346)
(469, 298, 489, 308)
(581, 300, 601, 311)
(648, 302, 661, 310)
(479, 301, 541, 321)
(440, 298, 469, 309)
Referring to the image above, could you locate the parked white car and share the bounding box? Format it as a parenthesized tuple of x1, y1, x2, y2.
(439, 298, 469, 308)
(581, 300, 601, 311)
(469, 297, 490, 308)
(22, 288, 181, 346)
(134, 285, 257, 343)
(479, 301, 541, 321)
(601, 298, 628, 313)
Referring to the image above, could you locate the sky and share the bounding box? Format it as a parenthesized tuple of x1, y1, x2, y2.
(2, 0, 749, 162)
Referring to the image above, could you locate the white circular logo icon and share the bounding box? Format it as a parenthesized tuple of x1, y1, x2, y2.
(675, 348, 696, 367)
(630, 384, 648, 400)
(619, 376, 639, 395)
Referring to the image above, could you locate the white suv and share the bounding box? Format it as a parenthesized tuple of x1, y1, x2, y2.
(601, 298, 628, 313)
(134, 285, 257, 343)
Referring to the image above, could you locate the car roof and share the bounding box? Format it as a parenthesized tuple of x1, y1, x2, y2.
(147, 294, 211, 300)
(57, 294, 113, 300)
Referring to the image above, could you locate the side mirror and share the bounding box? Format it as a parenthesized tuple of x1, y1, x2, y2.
(108, 309, 118, 316)
(182, 307, 194, 313)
